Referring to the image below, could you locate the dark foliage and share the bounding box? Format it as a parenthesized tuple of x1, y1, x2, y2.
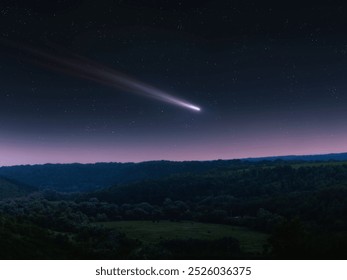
(1, 160, 347, 259)
(0, 176, 37, 200)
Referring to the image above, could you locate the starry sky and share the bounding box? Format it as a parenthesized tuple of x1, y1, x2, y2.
(1, 1, 347, 166)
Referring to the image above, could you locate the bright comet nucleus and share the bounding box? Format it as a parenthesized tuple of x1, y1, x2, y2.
(187, 104, 201, 111)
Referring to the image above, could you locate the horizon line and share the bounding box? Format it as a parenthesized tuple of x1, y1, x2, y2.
(1, 150, 347, 168)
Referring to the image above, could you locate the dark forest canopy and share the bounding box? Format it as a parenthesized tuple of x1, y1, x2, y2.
(1, 159, 347, 259)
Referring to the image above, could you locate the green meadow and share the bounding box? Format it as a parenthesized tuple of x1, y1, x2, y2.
(98, 220, 269, 253)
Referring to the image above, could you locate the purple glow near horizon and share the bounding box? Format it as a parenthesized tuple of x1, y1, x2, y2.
(1, 129, 347, 166)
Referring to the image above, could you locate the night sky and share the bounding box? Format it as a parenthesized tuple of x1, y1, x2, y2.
(1, 1, 347, 166)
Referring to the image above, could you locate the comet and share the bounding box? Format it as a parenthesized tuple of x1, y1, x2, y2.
(2, 39, 201, 112)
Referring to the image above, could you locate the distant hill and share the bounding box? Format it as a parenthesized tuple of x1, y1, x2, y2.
(245, 152, 347, 162)
(0, 151, 346, 192)
(0, 176, 37, 200)
(0, 160, 240, 192)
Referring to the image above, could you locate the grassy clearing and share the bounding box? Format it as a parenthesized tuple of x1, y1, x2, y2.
(97, 220, 269, 253)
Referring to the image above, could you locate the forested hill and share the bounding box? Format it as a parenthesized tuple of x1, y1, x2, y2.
(84, 162, 347, 259)
(0, 152, 346, 192)
(0, 160, 347, 259)
(0, 176, 37, 200)
(0, 160, 240, 192)
(89, 163, 347, 205)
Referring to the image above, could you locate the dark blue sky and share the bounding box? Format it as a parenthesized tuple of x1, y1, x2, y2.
(1, 1, 347, 165)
